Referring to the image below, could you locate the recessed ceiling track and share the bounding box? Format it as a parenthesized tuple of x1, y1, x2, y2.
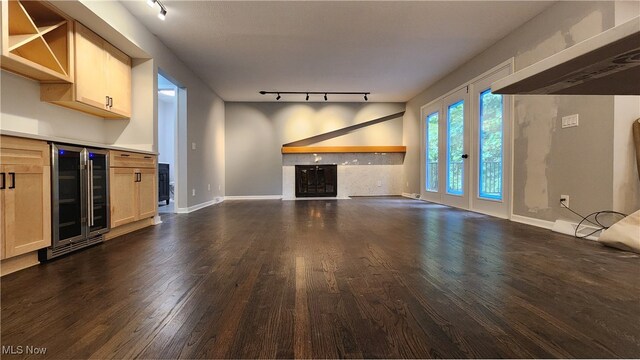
(492, 17, 640, 95)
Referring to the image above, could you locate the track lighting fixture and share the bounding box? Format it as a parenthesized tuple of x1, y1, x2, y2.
(259, 91, 370, 102)
(158, 5, 167, 20)
(147, 0, 167, 20)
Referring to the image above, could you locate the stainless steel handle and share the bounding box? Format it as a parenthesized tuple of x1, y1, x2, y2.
(108, 97, 113, 108)
(86, 159, 91, 226)
(89, 159, 94, 227)
(106, 96, 110, 107)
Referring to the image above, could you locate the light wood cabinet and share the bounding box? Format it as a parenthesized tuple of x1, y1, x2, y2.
(0, 136, 51, 260)
(109, 151, 157, 229)
(41, 21, 131, 119)
(0, 0, 73, 82)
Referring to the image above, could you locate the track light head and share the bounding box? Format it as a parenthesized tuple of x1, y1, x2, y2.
(147, 0, 157, 8)
(364, 94, 368, 101)
(276, 93, 281, 100)
(306, 93, 309, 101)
(324, 93, 328, 101)
(259, 91, 267, 95)
(158, 6, 167, 20)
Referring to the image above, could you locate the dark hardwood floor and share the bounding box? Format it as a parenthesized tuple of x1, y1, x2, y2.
(2, 197, 639, 359)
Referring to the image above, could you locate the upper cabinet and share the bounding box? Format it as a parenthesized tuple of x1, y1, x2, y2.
(0, 0, 73, 82)
(41, 21, 132, 119)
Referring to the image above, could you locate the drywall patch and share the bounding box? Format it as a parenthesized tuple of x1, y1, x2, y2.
(515, 95, 559, 213)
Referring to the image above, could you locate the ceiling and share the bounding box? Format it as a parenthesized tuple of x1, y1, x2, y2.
(121, 1, 553, 102)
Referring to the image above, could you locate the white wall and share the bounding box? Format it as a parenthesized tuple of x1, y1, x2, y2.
(158, 96, 176, 183)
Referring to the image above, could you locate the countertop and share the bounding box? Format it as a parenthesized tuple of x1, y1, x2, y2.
(0, 130, 158, 156)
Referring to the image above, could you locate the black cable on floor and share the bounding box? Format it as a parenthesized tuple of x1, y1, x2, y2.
(560, 202, 627, 239)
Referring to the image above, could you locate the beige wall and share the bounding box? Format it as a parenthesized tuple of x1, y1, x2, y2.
(403, 1, 625, 222)
(225, 102, 405, 196)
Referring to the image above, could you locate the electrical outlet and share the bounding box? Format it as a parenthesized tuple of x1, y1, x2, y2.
(561, 114, 579, 128)
(560, 194, 570, 208)
(192, 189, 196, 197)
(377, 180, 382, 187)
(191, 142, 196, 150)
(208, 184, 211, 191)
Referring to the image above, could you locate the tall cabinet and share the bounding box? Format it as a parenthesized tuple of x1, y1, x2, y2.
(0, 136, 51, 260)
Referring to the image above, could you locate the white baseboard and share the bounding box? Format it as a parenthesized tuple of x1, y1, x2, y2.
(402, 192, 420, 199)
(510, 214, 555, 230)
(153, 215, 162, 225)
(552, 219, 601, 241)
(176, 197, 224, 214)
(224, 195, 283, 200)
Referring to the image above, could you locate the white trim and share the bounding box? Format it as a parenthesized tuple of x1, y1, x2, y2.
(420, 58, 515, 113)
(224, 195, 283, 200)
(153, 215, 162, 225)
(402, 192, 420, 199)
(510, 214, 555, 230)
(176, 197, 224, 213)
(552, 219, 601, 241)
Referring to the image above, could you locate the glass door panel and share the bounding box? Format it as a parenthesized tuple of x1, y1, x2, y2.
(425, 112, 439, 192)
(53, 145, 84, 244)
(446, 100, 465, 195)
(441, 87, 470, 210)
(88, 150, 109, 234)
(478, 89, 503, 200)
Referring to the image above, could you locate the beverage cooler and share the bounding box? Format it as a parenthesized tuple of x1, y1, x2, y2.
(40, 144, 110, 260)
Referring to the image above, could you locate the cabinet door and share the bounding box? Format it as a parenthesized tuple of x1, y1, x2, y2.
(74, 22, 108, 110)
(137, 168, 157, 219)
(105, 42, 131, 117)
(2, 164, 51, 257)
(109, 167, 137, 228)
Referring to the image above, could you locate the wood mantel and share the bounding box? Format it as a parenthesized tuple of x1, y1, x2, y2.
(281, 146, 406, 154)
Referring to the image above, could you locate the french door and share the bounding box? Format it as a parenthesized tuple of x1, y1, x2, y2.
(421, 62, 512, 218)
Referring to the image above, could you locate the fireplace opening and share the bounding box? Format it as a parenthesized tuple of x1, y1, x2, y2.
(295, 165, 337, 197)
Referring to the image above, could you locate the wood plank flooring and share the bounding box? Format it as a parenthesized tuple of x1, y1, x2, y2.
(1, 197, 639, 358)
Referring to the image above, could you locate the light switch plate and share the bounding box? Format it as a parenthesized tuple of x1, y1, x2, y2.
(561, 114, 579, 128)
(191, 142, 196, 150)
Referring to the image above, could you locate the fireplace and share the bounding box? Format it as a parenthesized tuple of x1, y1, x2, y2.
(295, 165, 337, 197)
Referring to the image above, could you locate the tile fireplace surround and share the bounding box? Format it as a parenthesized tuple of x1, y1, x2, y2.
(282, 152, 404, 200)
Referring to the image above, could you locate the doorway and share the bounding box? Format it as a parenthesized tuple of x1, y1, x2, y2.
(157, 73, 179, 214)
(420, 61, 512, 218)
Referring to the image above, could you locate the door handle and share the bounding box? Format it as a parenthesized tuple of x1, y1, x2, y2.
(461, 154, 469, 159)
(0, 172, 4, 189)
(8, 172, 15, 189)
(108, 97, 113, 108)
(106, 95, 110, 107)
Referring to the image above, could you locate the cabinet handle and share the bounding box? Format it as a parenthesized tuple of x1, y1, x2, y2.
(8, 172, 15, 189)
(109, 97, 113, 108)
(106, 95, 110, 107)
(144, 156, 152, 159)
(0, 172, 5, 190)
(120, 154, 130, 157)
